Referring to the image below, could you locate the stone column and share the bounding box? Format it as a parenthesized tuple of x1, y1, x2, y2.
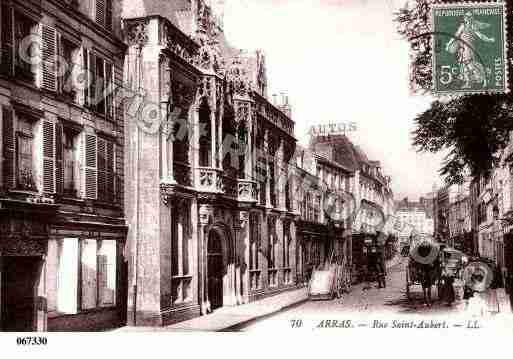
(159, 195, 173, 310)
(290, 220, 297, 285)
(246, 104, 253, 180)
(277, 139, 285, 210)
(261, 211, 269, 290)
(234, 211, 249, 305)
(126, 43, 163, 327)
(264, 129, 271, 207)
(34, 257, 47, 331)
(160, 57, 174, 183)
(199, 205, 211, 314)
(275, 216, 283, 286)
(191, 105, 200, 187)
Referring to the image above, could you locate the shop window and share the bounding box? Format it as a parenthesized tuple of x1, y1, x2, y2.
(57, 238, 79, 314)
(171, 199, 193, 305)
(98, 240, 117, 307)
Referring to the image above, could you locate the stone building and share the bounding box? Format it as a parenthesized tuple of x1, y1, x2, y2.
(395, 197, 434, 237)
(122, 0, 297, 326)
(309, 134, 395, 282)
(293, 145, 352, 284)
(0, 0, 127, 331)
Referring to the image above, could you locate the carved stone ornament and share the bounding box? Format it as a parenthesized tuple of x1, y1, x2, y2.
(226, 58, 251, 98)
(199, 205, 213, 225)
(126, 21, 149, 47)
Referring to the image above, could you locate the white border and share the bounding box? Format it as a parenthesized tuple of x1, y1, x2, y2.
(430, 1, 509, 95)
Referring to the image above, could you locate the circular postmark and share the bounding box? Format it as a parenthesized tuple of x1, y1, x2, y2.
(461, 260, 494, 293)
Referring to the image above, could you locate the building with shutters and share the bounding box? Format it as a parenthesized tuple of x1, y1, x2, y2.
(309, 134, 396, 283)
(292, 145, 352, 286)
(122, 0, 298, 326)
(0, 0, 127, 331)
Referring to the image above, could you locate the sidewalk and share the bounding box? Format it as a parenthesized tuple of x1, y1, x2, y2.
(116, 287, 308, 332)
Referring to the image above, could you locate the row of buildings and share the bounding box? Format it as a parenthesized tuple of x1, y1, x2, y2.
(0, 0, 396, 331)
(394, 197, 434, 247)
(433, 143, 513, 281)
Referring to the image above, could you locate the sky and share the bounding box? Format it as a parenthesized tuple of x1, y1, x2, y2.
(222, 0, 446, 200)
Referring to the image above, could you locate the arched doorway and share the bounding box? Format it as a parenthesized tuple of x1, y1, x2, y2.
(207, 230, 225, 310)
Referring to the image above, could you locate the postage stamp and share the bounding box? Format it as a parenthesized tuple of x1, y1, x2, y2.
(432, 2, 507, 94)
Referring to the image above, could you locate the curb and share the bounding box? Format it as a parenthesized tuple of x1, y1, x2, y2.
(221, 296, 309, 331)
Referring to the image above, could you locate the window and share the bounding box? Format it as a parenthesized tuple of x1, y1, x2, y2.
(268, 216, 278, 287)
(59, 37, 80, 102)
(171, 199, 193, 304)
(282, 222, 292, 284)
(249, 213, 261, 290)
(95, 0, 113, 31)
(84, 50, 114, 119)
(82, 133, 117, 203)
(57, 238, 79, 314)
(61, 126, 81, 197)
(80, 238, 117, 310)
(16, 117, 36, 191)
(1, 4, 14, 76)
(14, 11, 38, 83)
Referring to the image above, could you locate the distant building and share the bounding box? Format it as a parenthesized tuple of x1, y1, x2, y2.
(395, 197, 434, 238)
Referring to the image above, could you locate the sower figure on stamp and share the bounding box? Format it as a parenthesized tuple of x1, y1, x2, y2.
(445, 11, 495, 89)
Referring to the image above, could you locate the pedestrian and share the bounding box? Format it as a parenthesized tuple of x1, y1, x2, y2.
(488, 262, 503, 314)
(507, 270, 513, 313)
(376, 248, 386, 289)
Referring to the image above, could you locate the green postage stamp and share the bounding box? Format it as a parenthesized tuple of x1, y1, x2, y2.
(432, 2, 507, 94)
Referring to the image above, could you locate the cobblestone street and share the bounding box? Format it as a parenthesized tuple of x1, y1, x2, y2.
(232, 258, 512, 332)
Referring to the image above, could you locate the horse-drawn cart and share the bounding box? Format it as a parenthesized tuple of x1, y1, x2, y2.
(404, 241, 442, 302)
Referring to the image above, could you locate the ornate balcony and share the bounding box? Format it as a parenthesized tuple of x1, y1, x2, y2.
(197, 167, 223, 193)
(237, 179, 258, 202)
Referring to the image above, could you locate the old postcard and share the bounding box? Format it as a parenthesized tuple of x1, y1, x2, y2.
(0, 0, 512, 355)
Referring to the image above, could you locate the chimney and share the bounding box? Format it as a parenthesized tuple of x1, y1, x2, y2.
(272, 94, 278, 105)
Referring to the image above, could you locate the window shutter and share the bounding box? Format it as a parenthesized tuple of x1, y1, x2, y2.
(55, 121, 64, 194)
(84, 133, 97, 199)
(95, 0, 106, 28)
(88, 51, 96, 109)
(2, 106, 15, 189)
(97, 137, 106, 201)
(106, 141, 114, 202)
(41, 25, 57, 92)
(1, 5, 13, 76)
(42, 120, 56, 193)
(83, 48, 89, 107)
(105, 61, 113, 119)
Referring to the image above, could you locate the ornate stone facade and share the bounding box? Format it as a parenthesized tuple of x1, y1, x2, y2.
(123, 0, 297, 326)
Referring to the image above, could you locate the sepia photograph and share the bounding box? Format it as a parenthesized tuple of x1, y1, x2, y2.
(0, 0, 512, 353)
